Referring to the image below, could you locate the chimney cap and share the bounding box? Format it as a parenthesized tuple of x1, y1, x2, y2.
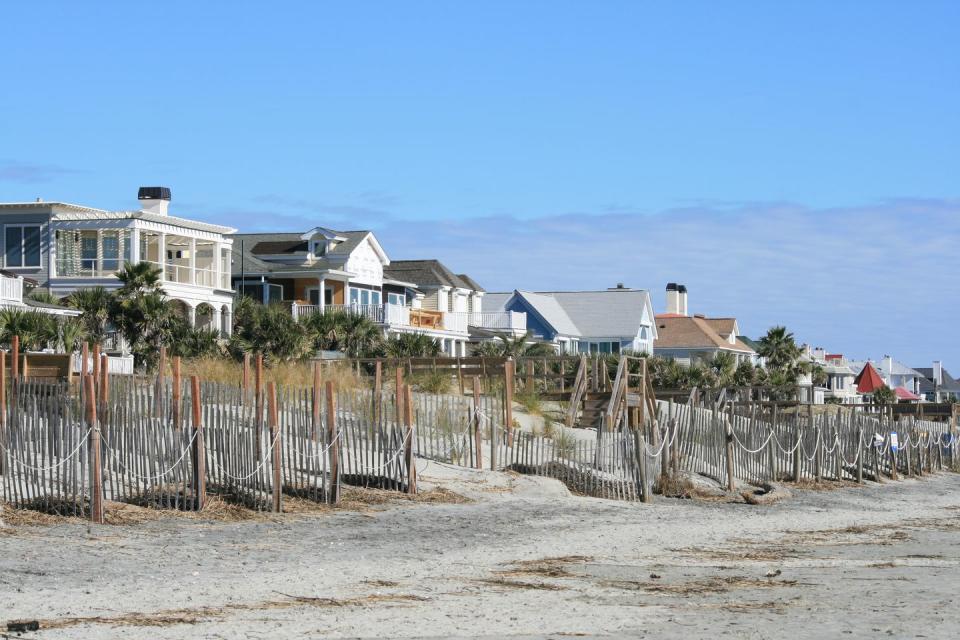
(666, 282, 677, 291)
(138, 186, 171, 201)
(678, 284, 687, 293)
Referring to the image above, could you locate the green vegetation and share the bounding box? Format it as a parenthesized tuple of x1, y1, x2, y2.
(472, 331, 555, 358)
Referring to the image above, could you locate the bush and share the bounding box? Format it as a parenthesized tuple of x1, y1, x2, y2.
(412, 370, 452, 394)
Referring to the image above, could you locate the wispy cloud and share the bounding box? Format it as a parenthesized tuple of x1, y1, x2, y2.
(0, 161, 80, 184)
(213, 195, 960, 365)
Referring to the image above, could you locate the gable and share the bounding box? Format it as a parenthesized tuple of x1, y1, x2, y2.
(343, 235, 385, 286)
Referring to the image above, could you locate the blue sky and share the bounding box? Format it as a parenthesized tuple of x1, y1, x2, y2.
(1, 2, 958, 366)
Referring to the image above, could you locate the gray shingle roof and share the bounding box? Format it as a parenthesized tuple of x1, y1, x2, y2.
(915, 367, 960, 394)
(229, 229, 370, 274)
(486, 289, 652, 339)
(384, 260, 476, 290)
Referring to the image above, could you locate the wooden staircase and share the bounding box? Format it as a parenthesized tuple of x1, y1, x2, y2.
(578, 391, 612, 430)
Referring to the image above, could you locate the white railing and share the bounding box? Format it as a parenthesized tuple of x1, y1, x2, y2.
(442, 311, 468, 334)
(72, 353, 135, 375)
(291, 302, 486, 336)
(0, 276, 23, 303)
(466, 311, 527, 332)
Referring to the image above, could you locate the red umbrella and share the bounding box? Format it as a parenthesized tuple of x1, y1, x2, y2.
(854, 362, 885, 394)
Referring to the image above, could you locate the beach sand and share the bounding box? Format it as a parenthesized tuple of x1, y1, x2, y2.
(2, 464, 959, 639)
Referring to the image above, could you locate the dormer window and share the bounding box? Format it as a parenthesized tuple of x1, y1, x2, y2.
(309, 240, 327, 257)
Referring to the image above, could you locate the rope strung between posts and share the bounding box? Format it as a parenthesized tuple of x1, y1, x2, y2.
(351, 426, 412, 474)
(0, 427, 93, 472)
(100, 428, 199, 482)
(213, 426, 283, 482)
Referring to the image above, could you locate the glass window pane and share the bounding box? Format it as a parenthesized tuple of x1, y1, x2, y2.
(360, 289, 370, 305)
(324, 288, 333, 305)
(371, 291, 381, 305)
(349, 288, 359, 304)
(5, 227, 22, 267)
(102, 233, 120, 271)
(308, 289, 320, 305)
(24, 226, 41, 267)
(81, 234, 98, 271)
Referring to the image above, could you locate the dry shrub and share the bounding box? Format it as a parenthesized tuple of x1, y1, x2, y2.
(179, 356, 365, 391)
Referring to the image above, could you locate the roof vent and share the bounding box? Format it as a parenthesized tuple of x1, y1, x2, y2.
(666, 282, 677, 291)
(138, 186, 171, 215)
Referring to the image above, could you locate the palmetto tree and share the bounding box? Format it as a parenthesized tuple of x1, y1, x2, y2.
(115, 261, 164, 296)
(67, 286, 114, 343)
(0, 309, 59, 350)
(872, 384, 896, 406)
(472, 331, 554, 358)
(383, 332, 442, 358)
(301, 309, 351, 352)
(58, 317, 88, 354)
(27, 289, 62, 305)
(338, 312, 383, 358)
(708, 351, 737, 387)
(757, 326, 802, 371)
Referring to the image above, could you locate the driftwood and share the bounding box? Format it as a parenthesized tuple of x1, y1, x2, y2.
(741, 482, 791, 505)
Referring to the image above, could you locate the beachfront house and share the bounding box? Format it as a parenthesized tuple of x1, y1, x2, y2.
(231, 231, 500, 355)
(653, 283, 756, 365)
(848, 356, 923, 402)
(482, 285, 657, 355)
(914, 362, 960, 402)
(0, 188, 235, 333)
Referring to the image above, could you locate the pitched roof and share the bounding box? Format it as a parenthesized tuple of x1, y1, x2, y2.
(894, 386, 920, 401)
(229, 229, 371, 275)
(854, 362, 885, 394)
(486, 289, 654, 339)
(703, 318, 737, 337)
(456, 273, 485, 293)
(914, 367, 960, 394)
(514, 291, 580, 336)
(654, 315, 755, 353)
(383, 260, 476, 290)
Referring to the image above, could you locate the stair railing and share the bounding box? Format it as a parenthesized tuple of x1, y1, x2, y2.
(566, 354, 589, 427)
(604, 357, 629, 430)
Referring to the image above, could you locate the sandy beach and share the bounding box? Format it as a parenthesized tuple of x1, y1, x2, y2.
(2, 465, 959, 639)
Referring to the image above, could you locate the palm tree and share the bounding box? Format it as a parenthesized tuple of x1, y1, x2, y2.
(0, 309, 59, 350)
(708, 351, 737, 386)
(67, 286, 114, 343)
(383, 332, 442, 358)
(301, 308, 351, 352)
(27, 289, 62, 305)
(732, 360, 757, 387)
(872, 385, 896, 406)
(228, 302, 311, 363)
(58, 317, 88, 353)
(472, 331, 555, 358)
(115, 261, 164, 296)
(757, 326, 802, 371)
(338, 312, 383, 358)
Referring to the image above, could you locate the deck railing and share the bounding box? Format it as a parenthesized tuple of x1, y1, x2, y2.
(0, 276, 23, 303)
(291, 302, 526, 335)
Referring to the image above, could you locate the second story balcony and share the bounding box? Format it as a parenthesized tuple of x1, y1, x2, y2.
(291, 302, 526, 335)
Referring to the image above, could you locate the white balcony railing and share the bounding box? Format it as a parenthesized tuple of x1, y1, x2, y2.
(465, 311, 527, 332)
(55, 260, 230, 290)
(0, 276, 24, 303)
(291, 303, 525, 336)
(439, 311, 466, 334)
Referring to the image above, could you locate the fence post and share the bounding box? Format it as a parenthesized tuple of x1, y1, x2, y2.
(85, 374, 104, 524)
(242, 352, 251, 401)
(172, 356, 182, 429)
(473, 376, 483, 470)
(373, 361, 382, 425)
(404, 384, 416, 494)
(11, 335, 19, 390)
(395, 366, 403, 423)
(723, 414, 735, 492)
(856, 425, 864, 484)
(812, 408, 822, 483)
(91, 343, 100, 390)
(155, 346, 166, 417)
(191, 376, 206, 510)
(312, 362, 322, 441)
(504, 357, 514, 446)
(635, 430, 652, 503)
(99, 353, 110, 425)
(888, 428, 899, 481)
(326, 380, 340, 504)
(266, 381, 281, 512)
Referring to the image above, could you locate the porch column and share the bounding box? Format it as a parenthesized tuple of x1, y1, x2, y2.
(130, 228, 141, 263)
(439, 338, 447, 355)
(459, 341, 467, 357)
(318, 276, 326, 312)
(222, 306, 232, 336)
(213, 242, 221, 290)
(187, 302, 197, 327)
(211, 306, 222, 336)
(158, 233, 167, 281)
(48, 224, 57, 278)
(189, 237, 197, 285)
